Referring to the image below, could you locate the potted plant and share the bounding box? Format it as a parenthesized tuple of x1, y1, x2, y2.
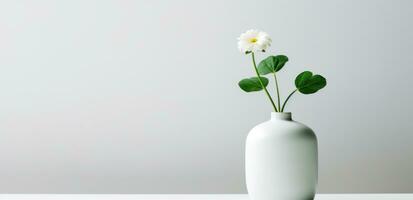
(238, 30, 327, 200)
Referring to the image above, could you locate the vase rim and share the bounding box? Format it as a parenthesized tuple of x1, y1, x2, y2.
(271, 112, 292, 120)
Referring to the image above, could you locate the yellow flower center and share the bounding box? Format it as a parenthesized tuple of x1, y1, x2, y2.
(249, 38, 258, 43)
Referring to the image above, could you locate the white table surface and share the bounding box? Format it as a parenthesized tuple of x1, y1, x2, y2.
(0, 194, 412, 200)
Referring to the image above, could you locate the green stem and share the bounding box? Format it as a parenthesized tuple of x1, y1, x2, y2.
(281, 89, 297, 112)
(251, 53, 278, 112)
(273, 72, 281, 110)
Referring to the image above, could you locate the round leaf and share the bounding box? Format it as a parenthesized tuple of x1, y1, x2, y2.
(238, 77, 269, 92)
(295, 71, 327, 94)
(257, 55, 289, 75)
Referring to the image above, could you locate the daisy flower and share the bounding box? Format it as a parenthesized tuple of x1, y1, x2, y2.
(237, 30, 272, 53)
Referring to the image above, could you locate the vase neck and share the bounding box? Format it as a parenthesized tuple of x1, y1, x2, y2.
(271, 112, 292, 121)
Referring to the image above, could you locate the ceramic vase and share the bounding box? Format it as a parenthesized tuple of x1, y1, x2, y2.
(245, 112, 318, 200)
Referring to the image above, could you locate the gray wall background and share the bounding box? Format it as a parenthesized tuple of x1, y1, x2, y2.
(0, 0, 412, 194)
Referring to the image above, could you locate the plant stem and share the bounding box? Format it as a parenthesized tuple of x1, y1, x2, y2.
(251, 52, 278, 112)
(273, 72, 281, 110)
(281, 89, 297, 112)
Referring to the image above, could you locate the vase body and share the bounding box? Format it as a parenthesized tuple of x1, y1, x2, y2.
(246, 112, 318, 200)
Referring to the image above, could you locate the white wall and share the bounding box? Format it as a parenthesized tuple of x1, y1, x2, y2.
(0, 0, 412, 193)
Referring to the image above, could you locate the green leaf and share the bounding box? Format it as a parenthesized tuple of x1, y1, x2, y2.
(257, 55, 289, 75)
(295, 71, 327, 94)
(238, 77, 269, 92)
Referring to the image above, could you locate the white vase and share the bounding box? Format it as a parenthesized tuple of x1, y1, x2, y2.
(246, 112, 318, 200)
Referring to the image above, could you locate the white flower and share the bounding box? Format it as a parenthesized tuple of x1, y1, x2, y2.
(237, 30, 272, 53)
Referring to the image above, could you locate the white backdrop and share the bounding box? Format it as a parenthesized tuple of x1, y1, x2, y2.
(0, 0, 412, 193)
